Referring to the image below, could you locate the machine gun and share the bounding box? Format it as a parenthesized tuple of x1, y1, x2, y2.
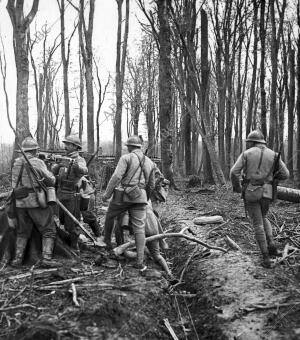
(38, 152, 74, 168)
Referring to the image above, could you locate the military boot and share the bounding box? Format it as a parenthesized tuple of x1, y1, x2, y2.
(268, 244, 281, 257)
(262, 254, 272, 268)
(70, 234, 80, 254)
(41, 238, 62, 268)
(90, 221, 102, 238)
(11, 237, 28, 267)
(0, 248, 11, 270)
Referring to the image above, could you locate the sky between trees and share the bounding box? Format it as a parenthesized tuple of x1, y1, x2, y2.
(0, 0, 142, 144)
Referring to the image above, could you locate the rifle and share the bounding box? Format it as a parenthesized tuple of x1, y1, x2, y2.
(86, 149, 100, 167)
(17, 143, 98, 245)
(272, 143, 283, 202)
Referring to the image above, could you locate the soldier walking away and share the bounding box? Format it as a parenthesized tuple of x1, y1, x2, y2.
(230, 130, 289, 268)
(11, 137, 60, 268)
(102, 135, 156, 271)
(52, 134, 88, 253)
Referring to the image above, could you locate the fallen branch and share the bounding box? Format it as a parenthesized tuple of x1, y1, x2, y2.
(70, 283, 80, 307)
(35, 283, 114, 291)
(0, 304, 39, 312)
(224, 235, 242, 252)
(242, 301, 300, 312)
(175, 245, 199, 287)
(8, 268, 58, 280)
(113, 229, 227, 256)
(47, 271, 103, 286)
(163, 318, 179, 340)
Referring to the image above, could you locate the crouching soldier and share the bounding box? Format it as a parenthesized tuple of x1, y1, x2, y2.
(230, 130, 289, 268)
(11, 137, 60, 268)
(52, 135, 88, 252)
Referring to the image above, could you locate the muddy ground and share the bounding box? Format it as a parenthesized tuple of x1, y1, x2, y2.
(1, 183, 300, 339)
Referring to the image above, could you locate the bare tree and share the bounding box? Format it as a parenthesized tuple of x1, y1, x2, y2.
(6, 0, 39, 145)
(94, 60, 110, 150)
(57, 0, 77, 137)
(115, 0, 130, 160)
(268, 0, 286, 148)
(29, 27, 60, 147)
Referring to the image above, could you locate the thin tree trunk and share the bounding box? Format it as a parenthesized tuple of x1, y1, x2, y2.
(260, 0, 267, 138)
(115, 0, 129, 161)
(6, 0, 39, 146)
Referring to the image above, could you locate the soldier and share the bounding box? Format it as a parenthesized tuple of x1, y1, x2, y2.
(81, 192, 102, 239)
(102, 135, 156, 270)
(52, 134, 88, 252)
(230, 130, 289, 268)
(11, 137, 59, 267)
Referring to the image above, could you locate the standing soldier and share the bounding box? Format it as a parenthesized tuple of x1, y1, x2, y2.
(230, 130, 289, 268)
(52, 135, 88, 252)
(11, 137, 59, 267)
(102, 135, 156, 270)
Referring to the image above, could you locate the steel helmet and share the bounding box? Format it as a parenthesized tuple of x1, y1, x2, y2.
(125, 135, 142, 148)
(21, 137, 39, 152)
(246, 130, 266, 144)
(62, 134, 82, 149)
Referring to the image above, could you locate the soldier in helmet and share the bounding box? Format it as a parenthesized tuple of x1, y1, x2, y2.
(102, 135, 156, 271)
(11, 137, 60, 267)
(52, 134, 88, 252)
(230, 130, 289, 268)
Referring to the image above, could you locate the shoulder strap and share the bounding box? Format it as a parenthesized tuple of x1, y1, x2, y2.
(24, 163, 37, 193)
(265, 152, 278, 179)
(242, 152, 247, 177)
(125, 153, 143, 185)
(257, 148, 265, 171)
(15, 162, 25, 187)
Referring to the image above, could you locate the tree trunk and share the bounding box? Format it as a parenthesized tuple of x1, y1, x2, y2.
(6, 0, 39, 145)
(260, 0, 267, 138)
(201, 9, 214, 183)
(79, 0, 95, 153)
(115, 0, 129, 161)
(246, 0, 258, 136)
(287, 36, 295, 178)
(157, 0, 175, 185)
(58, 0, 70, 137)
(297, 2, 300, 186)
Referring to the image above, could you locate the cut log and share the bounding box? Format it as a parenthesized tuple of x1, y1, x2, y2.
(193, 215, 224, 225)
(277, 186, 300, 203)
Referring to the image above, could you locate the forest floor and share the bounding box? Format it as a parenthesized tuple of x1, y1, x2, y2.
(1, 181, 300, 339)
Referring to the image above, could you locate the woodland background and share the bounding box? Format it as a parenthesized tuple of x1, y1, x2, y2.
(0, 0, 298, 186)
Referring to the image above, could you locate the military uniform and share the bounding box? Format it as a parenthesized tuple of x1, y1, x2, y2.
(11, 137, 58, 267)
(52, 135, 87, 250)
(230, 130, 289, 267)
(102, 136, 156, 269)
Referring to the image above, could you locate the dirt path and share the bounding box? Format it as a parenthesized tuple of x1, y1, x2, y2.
(163, 187, 300, 340)
(1, 187, 300, 339)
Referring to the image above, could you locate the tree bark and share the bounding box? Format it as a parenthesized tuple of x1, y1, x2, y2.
(157, 0, 175, 185)
(6, 0, 39, 145)
(115, 0, 130, 161)
(79, 0, 95, 153)
(260, 0, 267, 138)
(58, 0, 70, 137)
